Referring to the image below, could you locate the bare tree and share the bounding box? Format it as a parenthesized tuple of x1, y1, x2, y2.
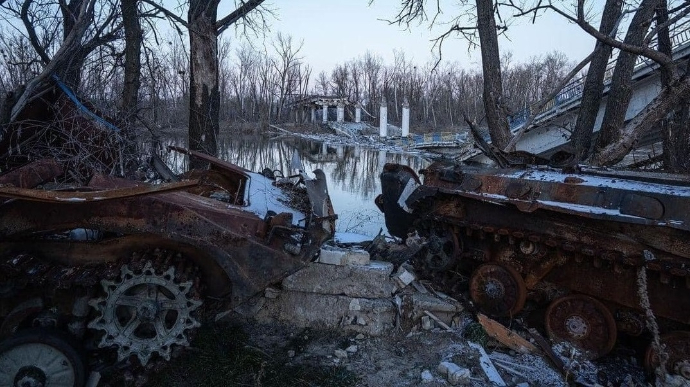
(594, 0, 659, 156)
(121, 0, 143, 125)
(143, 0, 266, 167)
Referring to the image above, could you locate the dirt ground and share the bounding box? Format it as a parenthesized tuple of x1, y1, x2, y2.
(142, 308, 659, 387)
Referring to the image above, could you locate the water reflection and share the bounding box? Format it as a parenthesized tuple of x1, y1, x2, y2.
(161, 133, 429, 237)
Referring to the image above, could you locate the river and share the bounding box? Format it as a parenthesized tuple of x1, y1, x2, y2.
(160, 133, 430, 237)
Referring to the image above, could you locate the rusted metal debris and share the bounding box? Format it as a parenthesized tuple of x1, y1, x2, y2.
(377, 160, 690, 379)
(0, 148, 336, 385)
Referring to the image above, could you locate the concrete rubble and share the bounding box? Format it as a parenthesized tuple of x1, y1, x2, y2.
(240, 245, 463, 336)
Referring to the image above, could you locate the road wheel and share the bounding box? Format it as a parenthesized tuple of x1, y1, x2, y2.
(545, 294, 617, 359)
(0, 328, 86, 387)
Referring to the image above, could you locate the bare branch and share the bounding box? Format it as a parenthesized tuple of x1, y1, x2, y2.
(504, 51, 595, 151)
(216, 0, 266, 35)
(140, 0, 189, 28)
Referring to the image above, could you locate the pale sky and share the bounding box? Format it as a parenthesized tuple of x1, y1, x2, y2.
(218, 0, 600, 74)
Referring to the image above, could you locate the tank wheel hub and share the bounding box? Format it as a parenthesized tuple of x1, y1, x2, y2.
(469, 263, 526, 317)
(564, 315, 589, 339)
(0, 329, 85, 387)
(545, 295, 617, 359)
(482, 278, 505, 299)
(88, 261, 202, 366)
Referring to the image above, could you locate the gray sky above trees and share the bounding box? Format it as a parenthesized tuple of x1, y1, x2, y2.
(213, 0, 598, 74)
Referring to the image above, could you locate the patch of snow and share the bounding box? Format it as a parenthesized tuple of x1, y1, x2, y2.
(243, 172, 306, 226)
(500, 169, 690, 196)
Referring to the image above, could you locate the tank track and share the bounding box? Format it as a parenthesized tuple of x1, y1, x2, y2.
(412, 215, 688, 332)
(0, 248, 204, 382)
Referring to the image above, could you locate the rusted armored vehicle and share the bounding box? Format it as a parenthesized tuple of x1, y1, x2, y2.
(377, 160, 690, 377)
(0, 148, 336, 386)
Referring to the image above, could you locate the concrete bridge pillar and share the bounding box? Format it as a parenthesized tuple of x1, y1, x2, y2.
(355, 104, 361, 123)
(379, 97, 387, 138)
(337, 103, 345, 123)
(311, 107, 316, 123)
(402, 98, 410, 137)
(322, 105, 328, 123)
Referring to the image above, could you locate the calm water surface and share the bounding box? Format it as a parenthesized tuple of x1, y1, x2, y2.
(162, 134, 430, 237)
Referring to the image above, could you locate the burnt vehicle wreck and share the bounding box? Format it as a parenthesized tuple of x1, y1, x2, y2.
(377, 159, 690, 377)
(0, 79, 336, 386)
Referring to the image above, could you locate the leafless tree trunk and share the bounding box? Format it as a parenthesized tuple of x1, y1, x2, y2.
(659, 0, 690, 172)
(121, 0, 142, 125)
(591, 74, 690, 166)
(594, 0, 659, 157)
(570, 0, 623, 160)
(476, 0, 511, 149)
(188, 0, 221, 166)
(186, 0, 265, 168)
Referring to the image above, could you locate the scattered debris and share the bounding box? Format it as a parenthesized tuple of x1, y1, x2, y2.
(424, 310, 453, 332)
(477, 313, 536, 353)
(468, 341, 507, 386)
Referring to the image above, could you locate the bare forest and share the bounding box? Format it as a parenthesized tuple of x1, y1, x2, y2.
(0, 4, 572, 132)
(0, 0, 689, 169)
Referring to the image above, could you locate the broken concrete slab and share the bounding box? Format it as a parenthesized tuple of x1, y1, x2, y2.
(319, 245, 370, 265)
(393, 265, 416, 289)
(438, 361, 471, 386)
(254, 291, 395, 335)
(282, 261, 396, 298)
(410, 293, 463, 326)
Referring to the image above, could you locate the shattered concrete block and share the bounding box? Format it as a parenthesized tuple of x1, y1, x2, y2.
(438, 362, 470, 386)
(264, 287, 281, 299)
(393, 266, 416, 289)
(448, 367, 471, 385)
(319, 245, 370, 265)
(349, 299, 362, 311)
(421, 316, 434, 330)
(253, 291, 395, 335)
(282, 261, 395, 298)
(420, 370, 434, 383)
(334, 349, 348, 359)
(345, 345, 358, 353)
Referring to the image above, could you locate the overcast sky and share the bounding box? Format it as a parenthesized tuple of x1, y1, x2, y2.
(216, 0, 599, 74)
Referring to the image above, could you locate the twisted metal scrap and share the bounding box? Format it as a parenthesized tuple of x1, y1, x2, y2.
(88, 261, 201, 365)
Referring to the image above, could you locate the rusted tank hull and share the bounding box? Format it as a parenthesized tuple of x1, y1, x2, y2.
(0, 152, 336, 381)
(378, 161, 690, 365)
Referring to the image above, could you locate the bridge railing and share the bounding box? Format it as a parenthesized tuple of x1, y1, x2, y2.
(509, 17, 690, 131)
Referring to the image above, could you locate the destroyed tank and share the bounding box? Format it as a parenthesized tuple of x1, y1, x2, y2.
(377, 160, 690, 377)
(0, 147, 336, 386)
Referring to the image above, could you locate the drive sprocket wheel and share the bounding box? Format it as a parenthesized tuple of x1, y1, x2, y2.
(88, 261, 202, 365)
(545, 294, 617, 359)
(644, 331, 690, 379)
(469, 263, 527, 317)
